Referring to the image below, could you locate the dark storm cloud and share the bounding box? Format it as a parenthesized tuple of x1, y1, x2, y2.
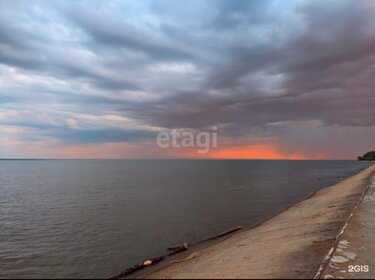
(205, 1, 375, 91)
(1, 118, 156, 144)
(132, 0, 375, 132)
(0, 0, 375, 153)
(133, 88, 375, 130)
(208, 0, 273, 30)
(67, 12, 195, 62)
(49, 128, 156, 144)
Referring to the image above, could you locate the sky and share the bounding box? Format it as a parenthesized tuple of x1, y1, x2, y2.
(0, 0, 375, 159)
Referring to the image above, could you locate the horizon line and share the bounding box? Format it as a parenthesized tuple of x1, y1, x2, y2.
(0, 158, 359, 161)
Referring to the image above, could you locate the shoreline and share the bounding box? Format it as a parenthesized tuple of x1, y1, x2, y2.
(136, 164, 375, 279)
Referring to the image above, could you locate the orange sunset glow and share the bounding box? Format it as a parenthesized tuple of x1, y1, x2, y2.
(208, 145, 326, 160)
(173, 142, 326, 160)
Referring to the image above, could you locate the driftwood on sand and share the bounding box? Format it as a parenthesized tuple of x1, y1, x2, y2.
(109, 256, 166, 279)
(110, 226, 243, 279)
(196, 226, 243, 244)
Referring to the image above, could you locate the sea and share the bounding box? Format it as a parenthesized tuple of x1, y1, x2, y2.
(0, 159, 371, 278)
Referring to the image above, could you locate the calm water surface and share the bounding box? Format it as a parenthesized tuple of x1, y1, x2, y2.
(0, 160, 371, 278)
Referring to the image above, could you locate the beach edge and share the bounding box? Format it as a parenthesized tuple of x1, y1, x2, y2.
(141, 164, 375, 279)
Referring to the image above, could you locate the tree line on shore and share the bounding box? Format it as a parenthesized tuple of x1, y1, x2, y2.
(358, 151, 375, 161)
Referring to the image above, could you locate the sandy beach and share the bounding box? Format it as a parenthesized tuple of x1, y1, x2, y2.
(139, 164, 375, 279)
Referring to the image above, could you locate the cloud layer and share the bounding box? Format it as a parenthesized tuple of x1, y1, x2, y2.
(1, 0, 375, 158)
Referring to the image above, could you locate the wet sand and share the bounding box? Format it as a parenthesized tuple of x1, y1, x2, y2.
(143, 164, 375, 279)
